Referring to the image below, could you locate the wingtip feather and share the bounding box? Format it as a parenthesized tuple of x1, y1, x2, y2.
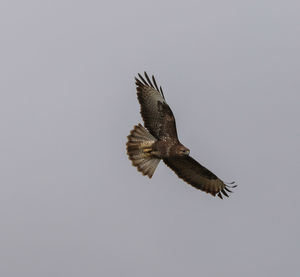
(135, 72, 165, 99)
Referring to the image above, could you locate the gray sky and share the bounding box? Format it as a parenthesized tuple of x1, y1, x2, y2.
(1, 0, 299, 276)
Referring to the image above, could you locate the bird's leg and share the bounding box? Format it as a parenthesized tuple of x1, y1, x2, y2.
(139, 141, 155, 157)
(140, 141, 161, 158)
(148, 150, 161, 158)
(142, 147, 152, 153)
(142, 148, 152, 157)
(143, 146, 163, 158)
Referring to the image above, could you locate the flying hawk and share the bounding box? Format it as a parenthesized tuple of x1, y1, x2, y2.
(126, 72, 236, 198)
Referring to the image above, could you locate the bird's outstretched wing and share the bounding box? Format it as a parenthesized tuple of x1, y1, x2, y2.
(135, 72, 178, 140)
(164, 156, 236, 198)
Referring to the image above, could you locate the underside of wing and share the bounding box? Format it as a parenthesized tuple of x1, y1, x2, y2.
(135, 72, 178, 140)
(163, 156, 236, 198)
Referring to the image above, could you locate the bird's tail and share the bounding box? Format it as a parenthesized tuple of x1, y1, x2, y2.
(126, 124, 160, 178)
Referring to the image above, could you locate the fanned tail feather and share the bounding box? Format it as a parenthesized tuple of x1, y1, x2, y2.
(126, 124, 160, 178)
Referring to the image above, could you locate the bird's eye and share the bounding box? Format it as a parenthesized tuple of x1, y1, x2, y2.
(181, 149, 189, 154)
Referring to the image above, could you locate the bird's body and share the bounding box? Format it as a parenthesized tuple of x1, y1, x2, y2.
(126, 72, 236, 199)
(151, 139, 187, 159)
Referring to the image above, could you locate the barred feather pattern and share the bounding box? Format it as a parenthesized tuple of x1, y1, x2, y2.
(126, 124, 160, 178)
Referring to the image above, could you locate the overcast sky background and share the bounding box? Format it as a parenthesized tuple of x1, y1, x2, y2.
(1, 0, 300, 276)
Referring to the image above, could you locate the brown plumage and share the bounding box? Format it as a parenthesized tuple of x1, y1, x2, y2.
(126, 72, 236, 198)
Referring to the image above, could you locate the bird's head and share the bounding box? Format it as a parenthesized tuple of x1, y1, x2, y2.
(177, 145, 190, 156)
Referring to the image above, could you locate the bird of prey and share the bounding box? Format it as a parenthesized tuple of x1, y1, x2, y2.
(126, 72, 236, 198)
